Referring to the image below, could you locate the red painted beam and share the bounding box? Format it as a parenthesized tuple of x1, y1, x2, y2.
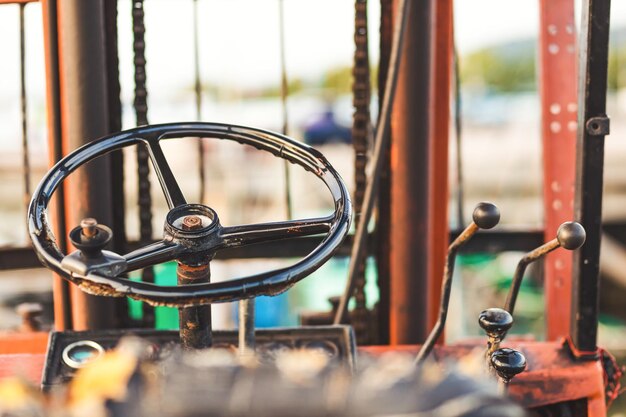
(539, 0, 578, 340)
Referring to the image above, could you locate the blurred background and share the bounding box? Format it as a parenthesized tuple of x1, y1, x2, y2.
(0, 2, 626, 401)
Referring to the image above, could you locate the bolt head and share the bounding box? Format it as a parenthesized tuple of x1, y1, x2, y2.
(478, 308, 513, 338)
(472, 202, 500, 229)
(182, 215, 203, 231)
(556, 222, 586, 250)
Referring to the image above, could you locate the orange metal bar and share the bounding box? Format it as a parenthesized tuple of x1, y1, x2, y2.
(427, 0, 452, 335)
(0, 332, 48, 354)
(389, 0, 433, 344)
(539, 0, 578, 340)
(41, 0, 72, 331)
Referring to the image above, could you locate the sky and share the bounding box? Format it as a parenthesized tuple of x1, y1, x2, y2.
(2, 0, 626, 94)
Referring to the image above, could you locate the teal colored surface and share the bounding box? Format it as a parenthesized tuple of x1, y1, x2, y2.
(128, 262, 179, 329)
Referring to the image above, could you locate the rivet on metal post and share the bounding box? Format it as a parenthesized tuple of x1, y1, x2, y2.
(585, 115, 610, 136)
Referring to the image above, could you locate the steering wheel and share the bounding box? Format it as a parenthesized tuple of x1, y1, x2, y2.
(28, 122, 352, 308)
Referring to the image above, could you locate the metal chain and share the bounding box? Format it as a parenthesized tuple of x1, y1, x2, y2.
(351, 0, 371, 342)
(132, 0, 155, 326)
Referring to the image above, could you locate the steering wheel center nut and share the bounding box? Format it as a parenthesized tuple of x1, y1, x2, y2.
(165, 204, 219, 238)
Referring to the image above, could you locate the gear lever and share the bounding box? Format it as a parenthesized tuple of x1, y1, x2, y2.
(415, 202, 500, 365)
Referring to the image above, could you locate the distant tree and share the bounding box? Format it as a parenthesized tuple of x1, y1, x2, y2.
(461, 48, 536, 93)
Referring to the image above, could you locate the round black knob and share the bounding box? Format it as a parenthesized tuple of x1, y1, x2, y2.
(556, 222, 586, 250)
(68, 218, 112, 258)
(478, 308, 513, 339)
(472, 202, 500, 229)
(490, 348, 527, 382)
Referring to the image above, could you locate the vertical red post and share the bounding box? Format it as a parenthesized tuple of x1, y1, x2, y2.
(389, 0, 433, 344)
(539, 0, 577, 340)
(427, 0, 452, 334)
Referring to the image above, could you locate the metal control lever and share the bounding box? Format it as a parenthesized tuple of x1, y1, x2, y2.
(415, 202, 500, 365)
(490, 348, 527, 389)
(478, 308, 513, 354)
(504, 222, 586, 323)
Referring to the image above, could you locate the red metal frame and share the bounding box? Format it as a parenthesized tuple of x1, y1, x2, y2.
(539, 0, 578, 341)
(427, 0, 452, 336)
(361, 341, 607, 415)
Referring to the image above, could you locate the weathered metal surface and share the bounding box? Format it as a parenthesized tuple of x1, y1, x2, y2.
(333, 0, 410, 327)
(56, 0, 125, 330)
(41, 0, 72, 331)
(350, 0, 372, 344)
(539, 0, 578, 342)
(178, 258, 212, 349)
(362, 340, 608, 414)
(427, 0, 453, 336)
(389, 0, 432, 345)
(571, 0, 612, 353)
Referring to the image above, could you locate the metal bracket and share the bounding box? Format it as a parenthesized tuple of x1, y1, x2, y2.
(61, 250, 127, 277)
(585, 116, 610, 136)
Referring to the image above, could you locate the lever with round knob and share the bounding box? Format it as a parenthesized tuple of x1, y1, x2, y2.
(478, 307, 513, 354)
(504, 221, 586, 322)
(491, 348, 527, 387)
(415, 202, 500, 365)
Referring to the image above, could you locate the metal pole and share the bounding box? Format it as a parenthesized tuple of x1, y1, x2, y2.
(238, 299, 255, 356)
(57, 0, 125, 329)
(389, 0, 433, 344)
(571, 0, 612, 353)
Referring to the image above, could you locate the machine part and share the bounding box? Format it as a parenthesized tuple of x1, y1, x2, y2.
(415, 202, 500, 365)
(478, 308, 513, 355)
(192, 0, 206, 205)
(41, 0, 72, 331)
(56, 0, 125, 329)
(388, 0, 432, 344)
(539, 0, 578, 341)
(504, 222, 586, 317)
(334, 0, 411, 327)
(350, 0, 372, 343)
(61, 340, 104, 369)
(29, 122, 352, 307)
(427, 0, 453, 333)
(132, 0, 156, 327)
(277, 0, 293, 220)
(177, 215, 212, 349)
(571, 0, 612, 354)
(491, 348, 527, 385)
(42, 326, 356, 388)
(238, 299, 255, 356)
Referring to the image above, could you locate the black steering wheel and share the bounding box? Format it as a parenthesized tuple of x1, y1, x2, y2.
(28, 122, 352, 307)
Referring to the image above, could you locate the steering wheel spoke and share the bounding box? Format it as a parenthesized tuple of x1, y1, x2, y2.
(124, 240, 183, 272)
(220, 216, 333, 249)
(147, 141, 187, 208)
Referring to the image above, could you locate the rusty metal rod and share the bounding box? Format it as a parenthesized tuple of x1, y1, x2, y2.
(278, 0, 292, 220)
(415, 202, 499, 365)
(504, 221, 585, 317)
(238, 299, 255, 356)
(333, 0, 411, 326)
